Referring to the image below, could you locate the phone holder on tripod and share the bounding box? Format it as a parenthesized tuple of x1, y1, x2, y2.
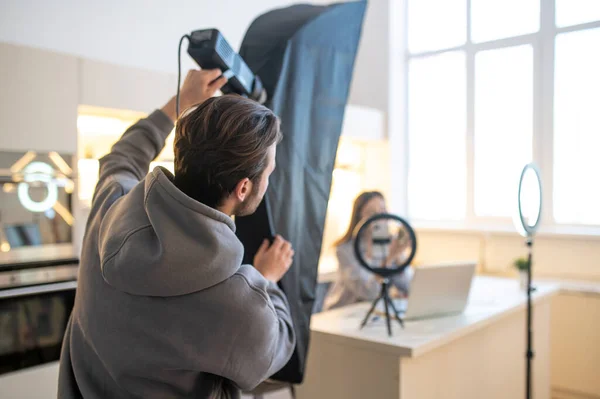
(352, 213, 417, 336)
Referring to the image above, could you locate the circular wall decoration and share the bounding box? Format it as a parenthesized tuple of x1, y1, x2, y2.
(17, 162, 58, 213)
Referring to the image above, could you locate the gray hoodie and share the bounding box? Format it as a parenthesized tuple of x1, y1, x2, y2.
(58, 110, 295, 398)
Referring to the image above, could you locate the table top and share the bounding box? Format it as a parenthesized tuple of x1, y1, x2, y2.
(310, 276, 559, 358)
(0, 243, 78, 270)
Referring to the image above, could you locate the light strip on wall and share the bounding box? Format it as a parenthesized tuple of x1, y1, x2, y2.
(9, 151, 37, 174)
(49, 152, 73, 176)
(53, 202, 74, 226)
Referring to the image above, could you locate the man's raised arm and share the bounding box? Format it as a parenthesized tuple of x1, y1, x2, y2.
(92, 69, 227, 206)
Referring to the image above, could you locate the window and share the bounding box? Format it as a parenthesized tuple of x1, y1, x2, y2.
(555, 0, 600, 27)
(474, 45, 533, 217)
(407, 0, 466, 53)
(407, 52, 466, 221)
(405, 0, 600, 229)
(553, 28, 600, 225)
(471, 0, 539, 43)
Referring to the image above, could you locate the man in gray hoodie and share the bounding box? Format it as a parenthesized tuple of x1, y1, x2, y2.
(58, 69, 296, 398)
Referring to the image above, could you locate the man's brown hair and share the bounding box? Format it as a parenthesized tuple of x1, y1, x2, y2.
(173, 95, 281, 208)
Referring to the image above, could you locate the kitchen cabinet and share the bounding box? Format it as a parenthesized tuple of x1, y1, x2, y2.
(551, 291, 600, 398)
(0, 43, 78, 153)
(79, 58, 177, 114)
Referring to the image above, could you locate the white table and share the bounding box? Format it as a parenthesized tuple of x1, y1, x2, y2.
(297, 277, 559, 399)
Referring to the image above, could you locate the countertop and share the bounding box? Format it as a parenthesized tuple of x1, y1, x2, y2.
(0, 243, 78, 270)
(310, 276, 560, 358)
(0, 363, 60, 398)
(538, 278, 600, 295)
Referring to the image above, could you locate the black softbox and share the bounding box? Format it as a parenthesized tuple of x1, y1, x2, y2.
(235, 1, 366, 384)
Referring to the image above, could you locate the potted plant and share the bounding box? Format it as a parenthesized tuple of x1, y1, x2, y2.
(513, 257, 529, 290)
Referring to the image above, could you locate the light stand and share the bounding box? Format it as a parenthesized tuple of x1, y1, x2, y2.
(525, 236, 536, 399)
(514, 162, 542, 399)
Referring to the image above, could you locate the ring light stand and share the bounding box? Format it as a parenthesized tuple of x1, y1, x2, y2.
(514, 163, 543, 399)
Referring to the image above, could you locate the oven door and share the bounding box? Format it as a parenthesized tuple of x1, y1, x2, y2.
(0, 279, 76, 375)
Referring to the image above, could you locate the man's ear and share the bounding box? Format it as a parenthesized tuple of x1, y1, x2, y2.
(234, 178, 252, 202)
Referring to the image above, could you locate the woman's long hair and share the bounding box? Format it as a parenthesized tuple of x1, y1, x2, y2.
(334, 191, 384, 247)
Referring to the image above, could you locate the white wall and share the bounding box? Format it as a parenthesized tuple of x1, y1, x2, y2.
(0, 0, 322, 74)
(414, 229, 600, 282)
(0, 0, 388, 113)
(346, 0, 390, 112)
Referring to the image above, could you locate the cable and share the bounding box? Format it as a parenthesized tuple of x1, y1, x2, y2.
(176, 34, 190, 120)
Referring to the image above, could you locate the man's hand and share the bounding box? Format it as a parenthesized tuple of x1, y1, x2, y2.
(253, 235, 294, 283)
(161, 69, 228, 122)
(179, 69, 227, 111)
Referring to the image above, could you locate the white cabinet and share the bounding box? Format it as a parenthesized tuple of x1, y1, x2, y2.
(551, 292, 600, 398)
(0, 42, 177, 152)
(0, 43, 78, 153)
(79, 58, 177, 114)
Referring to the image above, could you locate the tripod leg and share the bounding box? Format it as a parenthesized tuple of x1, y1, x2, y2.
(383, 288, 392, 336)
(360, 295, 382, 329)
(387, 297, 405, 329)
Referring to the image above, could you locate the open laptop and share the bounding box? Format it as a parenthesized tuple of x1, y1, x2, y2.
(391, 262, 476, 321)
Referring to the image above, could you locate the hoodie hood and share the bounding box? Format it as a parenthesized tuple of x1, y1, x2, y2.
(98, 167, 244, 297)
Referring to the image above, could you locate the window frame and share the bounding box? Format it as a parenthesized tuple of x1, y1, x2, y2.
(403, 0, 600, 234)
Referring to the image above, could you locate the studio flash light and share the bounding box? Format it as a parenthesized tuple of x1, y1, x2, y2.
(187, 29, 266, 104)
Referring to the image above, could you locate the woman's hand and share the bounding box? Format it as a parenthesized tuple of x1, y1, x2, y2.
(385, 236, 410, 266)
(365, 236, 374, 261)
(389, 286, 407, 299)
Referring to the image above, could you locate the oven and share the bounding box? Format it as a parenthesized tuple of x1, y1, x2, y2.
(0, 149, 79, 375)
(0, 258, 78, 375)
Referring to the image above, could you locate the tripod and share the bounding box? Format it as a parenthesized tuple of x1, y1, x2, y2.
(525, 237, 536, 399)
(360, 278, 404, 336)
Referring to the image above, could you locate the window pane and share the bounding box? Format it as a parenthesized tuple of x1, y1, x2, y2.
(408, 52, 466, 220)
(556, 0, 600, 27)
(408, 0, 466, 53)
(474, 45, 533, 217)
(471, 0, 540, 43)
(554, 29, 600, 225)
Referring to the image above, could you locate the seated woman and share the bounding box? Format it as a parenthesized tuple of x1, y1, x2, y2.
(323, 191, 414, 311)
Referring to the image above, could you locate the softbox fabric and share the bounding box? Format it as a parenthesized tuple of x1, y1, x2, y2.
(235, 1, 366, 384)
